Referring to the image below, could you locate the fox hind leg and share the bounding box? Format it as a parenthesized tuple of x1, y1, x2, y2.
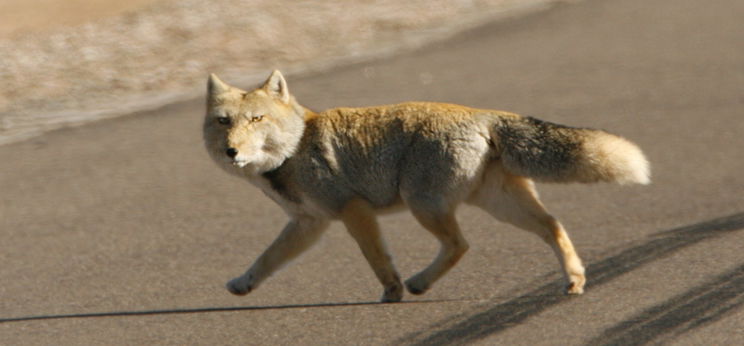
(404, 200, 469, 296)
(471, 169, 586, 294)
(341, 199, 404, 302)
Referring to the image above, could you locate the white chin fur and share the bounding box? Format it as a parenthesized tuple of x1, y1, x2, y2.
(230, 151, 283, 174)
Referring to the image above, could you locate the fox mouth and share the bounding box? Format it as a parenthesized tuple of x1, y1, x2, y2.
(232, 160, 248, 168)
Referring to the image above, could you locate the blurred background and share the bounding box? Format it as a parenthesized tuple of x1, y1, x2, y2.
(0, 0, 559, 145)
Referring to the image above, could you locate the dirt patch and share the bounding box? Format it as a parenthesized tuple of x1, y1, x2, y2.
(0, 0, 566, 144)
(0, 0, 159, 38)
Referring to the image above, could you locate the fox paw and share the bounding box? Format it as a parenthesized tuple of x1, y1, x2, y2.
(566, 275, 586, 295)
(226, 275, 254, 296)
(381, 283, 404, 303)
(404, 277, 429, 295)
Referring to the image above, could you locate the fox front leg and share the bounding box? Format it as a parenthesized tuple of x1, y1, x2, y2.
(226, 217, 329, 295)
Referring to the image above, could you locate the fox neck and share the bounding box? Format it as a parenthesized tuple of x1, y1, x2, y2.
(244, 104, 313, 176)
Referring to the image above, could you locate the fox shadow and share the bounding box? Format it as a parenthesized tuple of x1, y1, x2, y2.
(400, 212, 744, 345)
(587, 262, 744, 346)
(0, 299, 456, 324)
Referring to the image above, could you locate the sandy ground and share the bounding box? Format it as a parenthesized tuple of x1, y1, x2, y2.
(0, 0, 564, 145)
(0, 0, 159, 37)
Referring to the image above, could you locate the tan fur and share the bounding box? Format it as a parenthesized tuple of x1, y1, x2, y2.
(204, 70, 650, 301)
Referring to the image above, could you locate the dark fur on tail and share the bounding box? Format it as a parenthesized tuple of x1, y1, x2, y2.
(494, 116, 650, 184)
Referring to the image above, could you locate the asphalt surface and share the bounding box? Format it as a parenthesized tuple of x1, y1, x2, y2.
(2, 0, 743, 344)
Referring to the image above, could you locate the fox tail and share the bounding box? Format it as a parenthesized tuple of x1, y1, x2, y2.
(494, 116, 650, 185)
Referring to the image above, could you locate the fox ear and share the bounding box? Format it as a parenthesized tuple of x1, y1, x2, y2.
(208, 73, 230, 96)
(263, 70, 290, 104)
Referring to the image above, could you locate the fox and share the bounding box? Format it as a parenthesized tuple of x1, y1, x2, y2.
(203, 70, 650, 303)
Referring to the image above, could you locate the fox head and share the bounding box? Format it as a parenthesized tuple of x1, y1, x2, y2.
(204, 70, 306, 174)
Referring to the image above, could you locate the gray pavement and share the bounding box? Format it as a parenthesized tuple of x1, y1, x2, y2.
(1, 0, 743, 344)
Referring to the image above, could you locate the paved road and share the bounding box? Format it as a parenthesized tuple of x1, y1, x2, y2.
(2, 0, 743, 344)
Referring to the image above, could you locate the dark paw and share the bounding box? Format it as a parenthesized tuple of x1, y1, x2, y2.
(226, 277, 253, 296)
(381, 283, 404, 303)
(405, 280, 427, 295)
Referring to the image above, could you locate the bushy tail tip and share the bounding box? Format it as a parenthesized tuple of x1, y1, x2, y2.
(582, 132, 650, 185)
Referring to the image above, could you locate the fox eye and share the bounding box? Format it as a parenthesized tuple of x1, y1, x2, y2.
(251, 115, 264, 122)
(217, 117, 231, 125)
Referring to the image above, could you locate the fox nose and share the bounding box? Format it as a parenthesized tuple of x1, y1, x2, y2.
(226, 148, 238, 158)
